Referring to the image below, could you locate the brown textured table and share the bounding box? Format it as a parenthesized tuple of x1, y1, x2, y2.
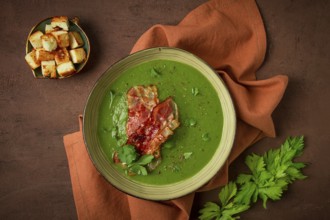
(1, 0, 329, 219)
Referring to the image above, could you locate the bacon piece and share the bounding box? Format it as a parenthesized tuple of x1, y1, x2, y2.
(126, 85, 159, 137)
(126, 85, 179, 158)
(143, 98, 179, 157)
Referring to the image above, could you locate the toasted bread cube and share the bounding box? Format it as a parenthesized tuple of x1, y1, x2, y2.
(51, 31, 69, 48)
(36, 49, 55, 61)
(45, 24, 60, 34)
(45, 24, 53, 33)
(41, 60, 56, 78)
(25, 50, 41, 69)
(41, 34, 57, 52)
(69, 32, 84, 49)
(51, 16, 69, 31)
(29, 31, 43, 49)
(69, 48, 86, 64)
(57, 61, 76, 77)
(55, 48, 70, 65)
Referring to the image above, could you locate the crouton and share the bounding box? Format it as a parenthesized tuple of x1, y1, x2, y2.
(45, 24, 60, 34)
(36, 49, 55, 61)
(69, 48, 86, 64)
(41, 60, 56, 78)
(29, 31, 43, 49)
(25, 50, 41, 69)
(55, 48, 70, 65)
(51, 31, 69, 48)
(57, 61, 75, 77)
(69, 31, 84, 49)
(41, 34, 57, 52)
(51, 16, 69, 31)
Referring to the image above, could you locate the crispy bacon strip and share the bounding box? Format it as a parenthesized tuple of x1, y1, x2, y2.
(142, 98, 179, 157)
(126, 85, 159, 137)
(126, 86, 179, 158)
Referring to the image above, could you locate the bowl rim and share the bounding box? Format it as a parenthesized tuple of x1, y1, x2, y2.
(25, 16, 91, 79)
(82, 47, 236, 200)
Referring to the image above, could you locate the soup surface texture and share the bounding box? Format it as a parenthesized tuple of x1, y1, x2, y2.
(98, 60, 223, 185)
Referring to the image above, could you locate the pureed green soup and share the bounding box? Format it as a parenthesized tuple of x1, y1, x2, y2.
(98, 60, 223, 185)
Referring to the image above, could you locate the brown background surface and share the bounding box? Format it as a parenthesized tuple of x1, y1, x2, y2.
(0, 0, 329, 219)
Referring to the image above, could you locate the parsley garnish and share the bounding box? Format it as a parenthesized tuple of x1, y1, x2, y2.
(117, 145, 137, 165)
(192, 87, 199, 96)
(184, 118, 197, 127)
(127, 154, 154, 176)
(151, 67, 161, 77)
(199, 136, 307, 220)
(115, 145, 154, 176)
(202, 133, 210, 141)
(183, 152, 193, 159)
(189, 118, 197, 127)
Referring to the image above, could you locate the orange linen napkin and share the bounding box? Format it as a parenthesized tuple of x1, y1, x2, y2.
(63, 0, 288, 219)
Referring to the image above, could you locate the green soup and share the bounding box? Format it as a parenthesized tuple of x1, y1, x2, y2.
(97, 60, 223, 185)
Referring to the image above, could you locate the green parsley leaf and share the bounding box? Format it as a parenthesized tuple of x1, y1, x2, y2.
(259, 186, 283, 201)
(184, 118, 197, 127)
(192, 87, 200, 96)
(233, 181, 257, 205)
(117, 145, 137, 165)
(199, 136, 307, 220)
(124, 155, 155, 176)
(236, 174, 252, 185)
(202, 133, 210, 141)
(115, 143, 155, 175)
(136, 154, 154, 166)
(189, 118, 197, 127)
(285, 167, 307, 181)
(129, 164, 148, 176)
(221, 203, 250, 217)
(258, 170, 273, 184)
(219, 182, 237, 207)
(245, 154, 265, 175)
(199, 202, 221, 220)
(183, 152, 193, 159)
(151, 67, 161, 77)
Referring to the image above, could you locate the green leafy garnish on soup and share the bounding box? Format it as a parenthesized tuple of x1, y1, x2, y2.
(192, 87, 199, 96)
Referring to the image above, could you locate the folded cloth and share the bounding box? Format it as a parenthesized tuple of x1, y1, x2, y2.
(63, 0, 288, 219)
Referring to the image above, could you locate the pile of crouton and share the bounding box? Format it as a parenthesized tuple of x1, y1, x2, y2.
(25, 16, 87, 78)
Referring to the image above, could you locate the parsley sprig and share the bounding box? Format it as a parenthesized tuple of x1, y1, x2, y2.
(199, 136, 307, 220)
(115, 145, 154, 176)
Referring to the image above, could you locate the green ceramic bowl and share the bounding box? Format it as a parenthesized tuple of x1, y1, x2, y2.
(83, 47, 236, 200)
(25, 16, 90, 79)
